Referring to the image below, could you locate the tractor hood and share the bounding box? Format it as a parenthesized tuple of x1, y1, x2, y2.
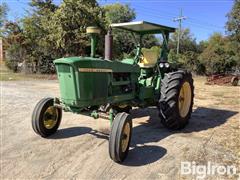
(54, 56, 140, 73)
(53, 56, 140, 110)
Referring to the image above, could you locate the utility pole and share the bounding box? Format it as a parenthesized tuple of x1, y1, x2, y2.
(174, 9, 187, 55)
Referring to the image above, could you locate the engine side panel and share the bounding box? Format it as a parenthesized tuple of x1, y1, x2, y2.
(54, 57, 140, 111)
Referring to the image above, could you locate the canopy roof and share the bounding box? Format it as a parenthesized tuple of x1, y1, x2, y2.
(110, 21, 176, 35)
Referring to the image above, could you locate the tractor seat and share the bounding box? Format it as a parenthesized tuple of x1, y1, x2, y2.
(138, 48, 159, 68)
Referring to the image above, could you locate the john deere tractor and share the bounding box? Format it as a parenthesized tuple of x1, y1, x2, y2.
(32, 21, 194, 163)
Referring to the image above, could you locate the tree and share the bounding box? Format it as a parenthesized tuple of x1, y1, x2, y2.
(104, 3, 135, 25)
(226, 0, 240, 68)
(5, 1, 238, 75)
(198, 33, 237, 74)
(21, 0, 59, 73)
(103, 3, 158, 59)
(168, 28, 201, 72)
(4, 21, 25, 72)
(226, 0, 240, 42)
(103, 3, 136, 59)
(48, 0, 104, 57)
(169, 28, 198, 53)
(5, 0, 105, 73)
(0, 3, 8, 29)
(3, 0, 59, 73)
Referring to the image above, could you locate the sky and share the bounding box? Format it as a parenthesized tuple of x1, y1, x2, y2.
(2, 0, 234, 42)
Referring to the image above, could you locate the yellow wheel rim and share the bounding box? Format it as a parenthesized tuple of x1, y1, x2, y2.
(121, 122, 131, 152)
(178, 81, 192, 118)
(43, 106, 59, 129)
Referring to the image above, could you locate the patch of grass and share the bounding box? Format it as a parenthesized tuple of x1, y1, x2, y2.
(0, 63, 56, 81)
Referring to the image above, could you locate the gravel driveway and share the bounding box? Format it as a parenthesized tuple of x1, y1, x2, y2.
(1, 78, 239, 179)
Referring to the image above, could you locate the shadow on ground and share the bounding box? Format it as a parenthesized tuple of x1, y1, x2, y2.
(50, 127, 92, 139)
(122, 107, 238, 166)
(49, 107, 238, 166)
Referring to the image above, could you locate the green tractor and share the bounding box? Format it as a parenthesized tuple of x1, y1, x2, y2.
(32, 21, 194, 163)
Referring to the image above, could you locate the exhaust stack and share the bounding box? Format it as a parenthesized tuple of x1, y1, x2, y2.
(105, 29, 113, 60)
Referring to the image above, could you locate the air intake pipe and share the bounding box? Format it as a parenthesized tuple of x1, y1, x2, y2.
(86, 26, 100, 58)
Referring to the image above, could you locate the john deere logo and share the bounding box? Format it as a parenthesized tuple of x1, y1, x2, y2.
(78, 68, 113, 73)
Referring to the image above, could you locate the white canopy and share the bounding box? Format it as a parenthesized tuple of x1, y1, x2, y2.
(110, 21, 175, 34)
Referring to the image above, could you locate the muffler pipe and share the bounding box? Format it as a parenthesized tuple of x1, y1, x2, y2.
(105, 29, 113, 60)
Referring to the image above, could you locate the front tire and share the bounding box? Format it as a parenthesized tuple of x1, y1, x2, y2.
(109, 112, 132, 162)
(32, 97, 62, 137)
(159, 70, 194, 130)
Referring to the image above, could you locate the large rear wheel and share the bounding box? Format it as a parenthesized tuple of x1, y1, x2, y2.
(159, 70, 194, 130)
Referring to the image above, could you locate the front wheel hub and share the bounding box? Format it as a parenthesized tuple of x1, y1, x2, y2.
(121, 122, 131, 152)
(43, 106, 59, 129)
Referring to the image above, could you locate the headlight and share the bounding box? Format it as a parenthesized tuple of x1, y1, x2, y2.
(159, 63, 164, 68)
(159, 62, 170, 68)
(165, 63, 170, 68)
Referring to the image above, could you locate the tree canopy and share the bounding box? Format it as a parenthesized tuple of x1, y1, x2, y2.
(104, 3, 135, 25)
(2, 0, 240, 75)
(48, 0, 104, 56)
(103, 3, 158, 59)
(0, 3, 8, 29)
(198, 33, 237, 74)
(226, 0, 240, 42)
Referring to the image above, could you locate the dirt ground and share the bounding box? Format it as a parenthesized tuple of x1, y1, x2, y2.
(1, 77, 239, 179)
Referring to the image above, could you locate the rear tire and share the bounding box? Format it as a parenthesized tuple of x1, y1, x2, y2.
(32, 97, 62, 137)
(159, 70, 194, 130)
(109, 112, 132, 162)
